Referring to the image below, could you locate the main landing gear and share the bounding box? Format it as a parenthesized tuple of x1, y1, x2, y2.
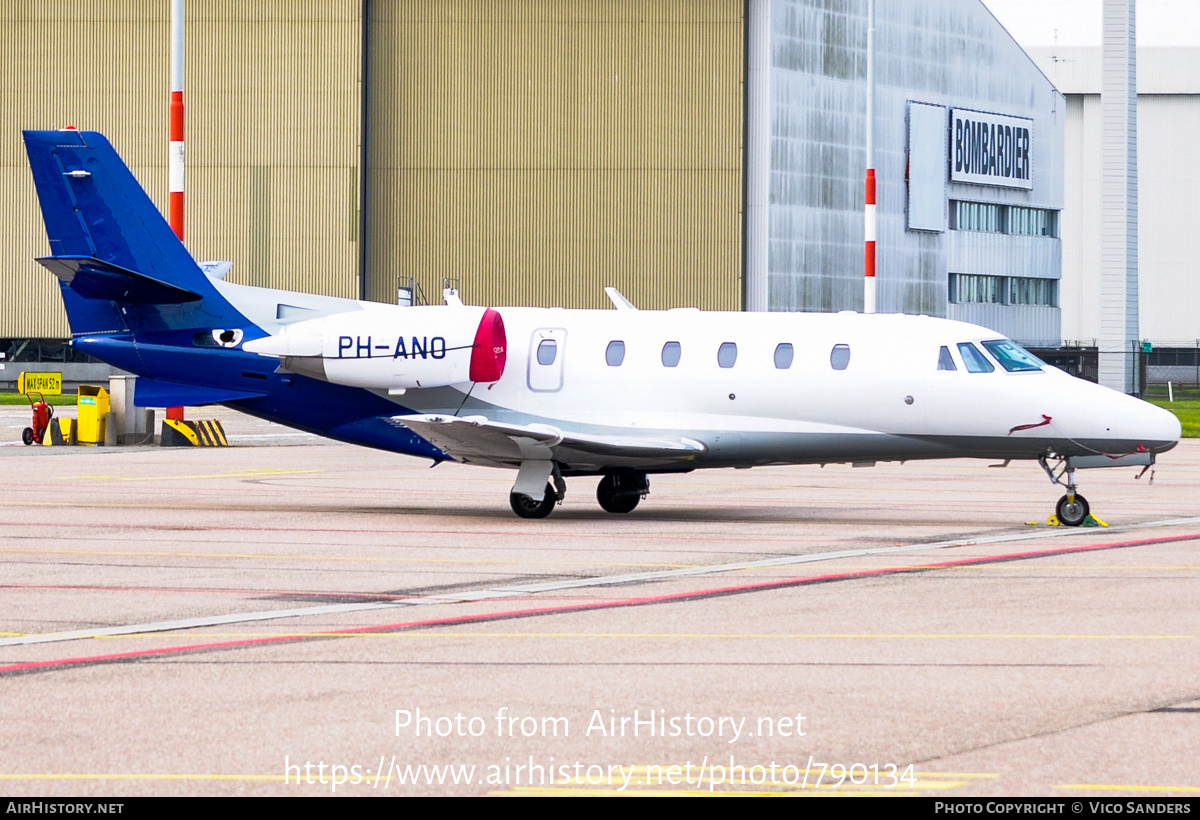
(596, 473, 649, 514)
(1039, 455, 1090, 527)
(508, 471, 651, 518)
(509, 483, 558, 519)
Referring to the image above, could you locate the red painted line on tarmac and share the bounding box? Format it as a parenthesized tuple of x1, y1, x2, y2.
(0, 517, 848, 546)
(3, 531, 1197, 677)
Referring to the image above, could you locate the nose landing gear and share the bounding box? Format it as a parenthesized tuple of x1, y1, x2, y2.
(1055, 492, 1090, 527)
(1039, 455, 1090, 527)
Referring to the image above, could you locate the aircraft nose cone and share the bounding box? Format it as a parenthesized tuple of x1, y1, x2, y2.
(1140, 400, 1182, 451)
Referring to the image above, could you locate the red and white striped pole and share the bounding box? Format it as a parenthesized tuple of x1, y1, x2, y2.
(167, 0, 185, 422)
(169, 0, 185, 241)
(864, 0, 876, 314)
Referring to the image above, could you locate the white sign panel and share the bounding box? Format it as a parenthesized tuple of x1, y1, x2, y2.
(950, 108, 1033, 190)
(908, 102, 947, 232)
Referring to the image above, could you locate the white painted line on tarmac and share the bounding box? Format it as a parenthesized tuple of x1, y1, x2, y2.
(0, 603, 398, 648)
(3, 516, 1198, 648)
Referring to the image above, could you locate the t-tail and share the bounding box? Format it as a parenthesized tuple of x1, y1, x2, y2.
(22, 129, 442, 457)
(23, 128, 248, 349)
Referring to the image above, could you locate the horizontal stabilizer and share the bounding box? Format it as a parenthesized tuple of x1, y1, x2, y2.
(132, 377, 267, 408)
(37, 256, 200, 304)
(391, 414, 705, 469)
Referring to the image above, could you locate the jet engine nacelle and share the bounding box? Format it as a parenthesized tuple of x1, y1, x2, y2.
(243, 305, 507, 389)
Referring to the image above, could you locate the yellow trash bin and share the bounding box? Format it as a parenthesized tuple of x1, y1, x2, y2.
(76, 384, 110, 445)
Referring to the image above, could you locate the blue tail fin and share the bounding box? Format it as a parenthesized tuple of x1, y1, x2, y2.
(23, 129, 245, 334)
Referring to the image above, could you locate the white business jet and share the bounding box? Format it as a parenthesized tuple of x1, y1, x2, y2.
(25, 129, 1180, 522)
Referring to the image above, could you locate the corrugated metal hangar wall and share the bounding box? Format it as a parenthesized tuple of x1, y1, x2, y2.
(3, 0, 1070, 352)
(0, 0, 743, 341)
(0, 2, 362, 339)
(364, 1, 743, 310)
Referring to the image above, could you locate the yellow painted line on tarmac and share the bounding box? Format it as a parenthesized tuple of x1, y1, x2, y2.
(1058, 784, 1200, 794)
(495, 772, 986, 796)
(59, 469, 319, 482)
(0, 773, 284, 782)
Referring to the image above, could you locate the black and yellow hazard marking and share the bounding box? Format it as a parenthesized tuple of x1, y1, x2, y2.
(160, 419, 229, 447)
(41, 417, 77, 446)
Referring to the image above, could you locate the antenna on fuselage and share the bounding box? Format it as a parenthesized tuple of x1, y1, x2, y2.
(605, 287, 638, 311)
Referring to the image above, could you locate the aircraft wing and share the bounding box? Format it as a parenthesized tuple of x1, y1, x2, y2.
(390, 414, 706, 471)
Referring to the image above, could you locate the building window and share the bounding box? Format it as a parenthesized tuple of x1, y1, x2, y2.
(950, 273, 1006, 304)
(951, 200, 1003, 232)
(1008, 206, 1057, 237)
(1008, 277, 1057, 306)
(949, 274, 1057, 307)
(950, 200, 1059, 238)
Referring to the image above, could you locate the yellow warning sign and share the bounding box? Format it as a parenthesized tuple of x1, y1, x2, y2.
(18, 372, 62, 395)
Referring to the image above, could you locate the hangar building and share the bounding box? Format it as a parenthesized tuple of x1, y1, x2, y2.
(1, 0, 1064, 381)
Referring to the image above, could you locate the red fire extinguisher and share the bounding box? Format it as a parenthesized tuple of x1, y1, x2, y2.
(23, 391, 53, 445)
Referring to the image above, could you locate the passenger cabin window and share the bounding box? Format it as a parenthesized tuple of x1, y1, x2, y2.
(981, 339, 1043, 372)
(661, 341, 681, 367)
(717, 342, 737, 368)
(774, 343, 794, 369)
(957, 342, 995, 373)
(938, 346, 957, 371)
(536, 339, 557, 366)
(606, 340, 626, 367)
(830, 344, 851, 370)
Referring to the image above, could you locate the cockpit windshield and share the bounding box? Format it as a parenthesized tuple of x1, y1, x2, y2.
(957, 343, 994, 373)
(981, 339, 1044, 372)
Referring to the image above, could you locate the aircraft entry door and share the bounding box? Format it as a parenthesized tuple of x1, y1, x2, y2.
(527, 328, 567, 392)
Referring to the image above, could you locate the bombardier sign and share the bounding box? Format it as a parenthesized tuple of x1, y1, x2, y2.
(950, 108, 1033, 190)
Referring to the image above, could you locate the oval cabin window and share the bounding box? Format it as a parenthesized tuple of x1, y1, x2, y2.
(830, 344, 851, 370)
(606, 340, 626, 366)
(717, 342, 738, 368)
(774, 343, 794, 369)
(661, 341, 681, 367)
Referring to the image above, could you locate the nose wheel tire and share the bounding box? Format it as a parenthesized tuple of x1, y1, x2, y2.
(510, 483, 557, 519)
(1056, 494, 1090, 527)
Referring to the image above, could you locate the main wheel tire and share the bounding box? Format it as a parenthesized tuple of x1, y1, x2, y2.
(22, 427, 34, 446)
(510, 483, 557, 519)
(596, 474, 642, 514)
(1056, 493, 1090, 527)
